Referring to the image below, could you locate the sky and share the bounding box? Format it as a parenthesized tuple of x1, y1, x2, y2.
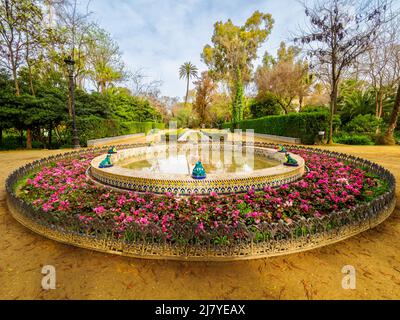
(87, 0, 306, 99)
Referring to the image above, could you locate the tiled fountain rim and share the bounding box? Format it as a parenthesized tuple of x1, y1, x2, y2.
(90, 143, 305, 181)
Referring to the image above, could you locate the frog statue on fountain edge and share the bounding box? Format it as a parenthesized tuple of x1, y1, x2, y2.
(277, 145, 287, 153)
(283, 152, 299, 167)
(99, 154, 113, 168)
(192, 161, 207, 179)
(108, 146, 117, 154)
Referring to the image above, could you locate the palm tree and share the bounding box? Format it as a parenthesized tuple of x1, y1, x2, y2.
(179, 62, 198, 106)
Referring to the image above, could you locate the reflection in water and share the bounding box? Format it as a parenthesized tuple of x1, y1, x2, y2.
(118, 148, 278, 174)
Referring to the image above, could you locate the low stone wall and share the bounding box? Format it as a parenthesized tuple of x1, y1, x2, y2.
(254, 133, 301, 144)
(87, 133, 145, 147)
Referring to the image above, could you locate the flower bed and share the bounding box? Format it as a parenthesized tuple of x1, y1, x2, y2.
(12, 145, 392, 250)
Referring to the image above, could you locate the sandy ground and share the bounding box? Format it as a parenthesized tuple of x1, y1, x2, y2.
(0, 141, 399, 300)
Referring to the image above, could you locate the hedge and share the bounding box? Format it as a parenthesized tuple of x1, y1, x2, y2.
(76, 116, 121, 145)
(120, 121, 165, 135)
(222, 111, 329, 144)
(76, 116, 164, 146)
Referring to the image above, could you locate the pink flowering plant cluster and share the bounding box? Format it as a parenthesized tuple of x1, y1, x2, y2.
(19, 149, 388, 245)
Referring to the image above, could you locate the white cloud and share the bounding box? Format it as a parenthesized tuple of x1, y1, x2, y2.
(88, 0, 305, 99)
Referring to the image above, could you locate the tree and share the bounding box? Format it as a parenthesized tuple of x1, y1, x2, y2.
(0, 0, 43, 148)
(53, 0, 93, 89)
(86, 25, 126, 93)
(179, 62, 198, 106)
(383, 84, 400, 144)
(249, 93, 282, 118)
(193, 71, 216, 126)
(359, 20, 400, 130)
(256, 42, 308, 114)
(295, 0, 395, 144)
(130, 68, 162, 99)
(202, 11, 274, 125)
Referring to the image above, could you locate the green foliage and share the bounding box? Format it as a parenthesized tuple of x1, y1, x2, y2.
(75, 116, 121, 144)
(334, 134, 374, 145)
(75, 118, 164, 146)
(120, 121, 164, 135)
(202, 11, 274, 85)
(223, 111, 329, 144)
(343, 114, 382, 134)
(249, 93, 282, 118)
(75, 89, 111, 118)
(232, 69, 244, 124)
(105, 89, 161, 122)
(300, 105, 329, 113)
(338, 88, 375, 124)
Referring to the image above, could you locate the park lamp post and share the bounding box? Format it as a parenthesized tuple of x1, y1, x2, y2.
(64, 55, 80, 149)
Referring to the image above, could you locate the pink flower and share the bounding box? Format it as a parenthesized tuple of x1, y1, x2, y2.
(300, 203, 310, 212)
(314, 211, 322, 218)
(57, 200, 69, 211)
(42, 203, 53, 212)
(232, 210, 240, 217)
(125, 216, 134, 223)
(197, 222, 205, 232)
(93, 206, 106, 215)
(117, 195, 126, 206)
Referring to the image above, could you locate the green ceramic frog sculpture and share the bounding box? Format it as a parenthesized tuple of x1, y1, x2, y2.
(192, 161, 206, 179)
(277, 145, 287, 153)
(284, 152, 299, 167)
(108, 146, 117, 154)
(99, 154, 113, 168)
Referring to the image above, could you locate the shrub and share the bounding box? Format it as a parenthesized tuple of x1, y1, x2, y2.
(75, 117, 164, 146)
(223, 111, 329, 144)
(249, 93, 282, 118)
(334, 134, 374, 145)
(343, 114, 382, 134)
(300, 105, 329, 113)
(75, 116, 121, 145)
(120, 121, 154, 135)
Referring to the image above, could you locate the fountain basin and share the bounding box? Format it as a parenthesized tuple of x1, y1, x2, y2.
(89, 144, 305, 195)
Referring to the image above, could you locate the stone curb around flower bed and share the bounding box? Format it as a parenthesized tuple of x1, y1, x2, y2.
(5, 143, 397, 261)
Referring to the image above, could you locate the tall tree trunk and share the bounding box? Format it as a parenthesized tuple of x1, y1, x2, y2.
(278, 100, 288, 114)
(375, 92, 384, 134)
(185, 77, 189, 106)
(328, 82, 338, 145)
(26, 128, 32, 149)
(48, 122, 52, 148)
(383, 85, 400, 145)
(10, 57, 20, 96)
(0, 127, 2, 146)
(27, 63, 35, 96)
(378, 93, 384, 118)
(19, 129, 23, 146)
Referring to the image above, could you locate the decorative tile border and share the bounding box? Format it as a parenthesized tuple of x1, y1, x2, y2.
(89, 144, 305, 195)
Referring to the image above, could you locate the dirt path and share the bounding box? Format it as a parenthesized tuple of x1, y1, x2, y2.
(0, 145, 399, 300)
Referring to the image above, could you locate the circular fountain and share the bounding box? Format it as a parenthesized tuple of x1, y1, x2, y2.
(89, 143, 305, 195)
